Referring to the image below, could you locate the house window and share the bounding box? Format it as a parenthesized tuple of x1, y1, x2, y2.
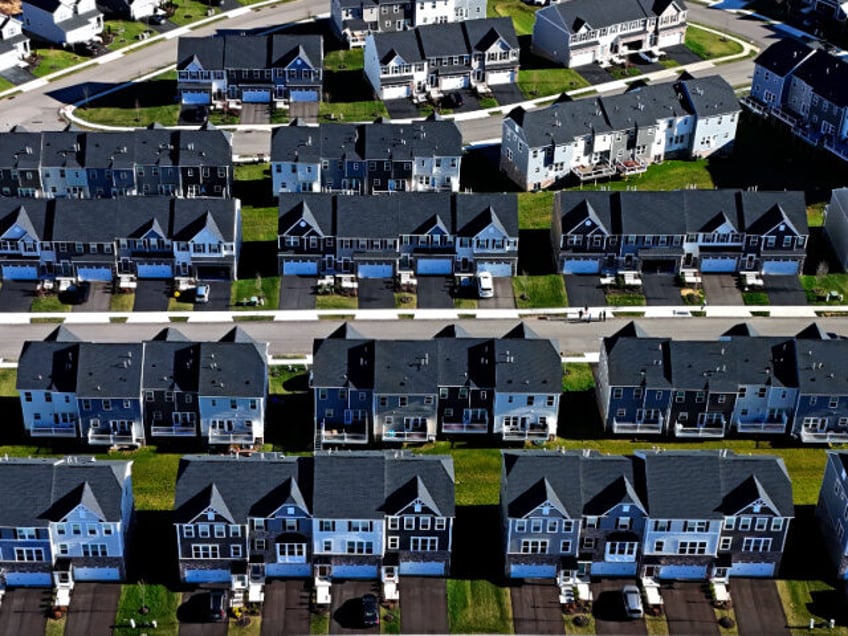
(562, 520, 574, 533)
(323, 540, 333, 552)
(683, 520, 708, 533)
(420, 517, 431, 531)
(581, 537, 596, 550)
(654, 540, 665, 552)
(771, 518, 784, 532)
(547, 520, 558, 533)
(719, 537, 732, 551)
(755, 517, 768, 531)
(520, 539, 548, 554)
(616, 517, 631, 530)
(742, 538, 772, 552)
(345, 541, 374, 555)
(584, 517, 598, 529)
(560, 540, 572, 553)
(82, 544, 107, 558)
(724, 517, 735, 531)
(404, 517, 415, 530)
(198, 525, 210, 538)
(439, 388, 448, 399)
(252, 519, 266, 531)
(184, 526, 195, 538)
(514, 520, 527, 533)
(191, 545, 220, 559)
(214, 525, 226, 538)
(388, 517, 399, 530)
(678, 541, 707, 555)
(739, 517, 751, 531)
(231, 545, 243, 558)
(388, 536, 399, 550)
(410, 537, 438, 551)
(435, 518, 446, 531)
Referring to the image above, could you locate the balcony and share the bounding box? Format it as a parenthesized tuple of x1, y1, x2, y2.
(572, 163, 617, 181)
(88, 431, 139, 446)
(442, 411, 489, 434)
(151, 425, 197, 437)
(612, 415, 664, 435)
(799, 427, 848, 444)
(209, 430, 256, 445)
(740, 96, 767, 116)
(502, 423, 550, 441)
(383, 428, 432, 443)
(320, 420, 368, 444)
(735, 411, 788, 435)
(674, 421, 726, 439)
(615, 157, 648, 176)
(823, 138, 848, 162)
(30, 424, 78, 438)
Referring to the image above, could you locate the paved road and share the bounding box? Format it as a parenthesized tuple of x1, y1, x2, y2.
(731, 578, 790, 636)
(64, 583, 121, 636)
(510, 581, 564, 635)
(663, 583, 719, 636)
(0, 588, 50, 635)
(400, 577, 448, 634)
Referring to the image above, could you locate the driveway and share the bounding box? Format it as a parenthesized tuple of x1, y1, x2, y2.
(665, 44, 702, 66)
(491, 83, 525, 107)
(329, 580, 380, 634)
(510, 581, 564, 635)
(0, 280, 35, 312)
(564, 275, 606, 308)
(383, 98, 423, 119)
(290, 101, 319, 123)
(417, 276, 454, 309)
(479, 277, 516, 309)
(731, 578, 789, 636)
(178, 589, 228, 636)
(592, 579, 647, 635)
(134, 280, 171, 311)
(401, 577, 448, 634)
(577, 65, 616, 86)
(702, 275, 743, 306)
(662, 583, 718, 636)
(193, 281, 231, 311)
(240, 103, 271, 125)
(642, 273, 684, 306)
(262, 579, 311, 635)
(0, 588, 50, 635)
(279, 276, 316, 310)
(64, 582, 121, 636)
(358, 278, 395, 309)
(764, 276, 807, 306)
(72, 281, 111, 313)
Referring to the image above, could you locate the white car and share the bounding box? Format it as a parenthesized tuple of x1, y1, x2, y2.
(195, 283, 210, 303)
(477, 272, 494, 299)
(622, 585, 644, 619)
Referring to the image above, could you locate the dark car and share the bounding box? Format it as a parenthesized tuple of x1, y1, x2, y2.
(209, 589, 227, 622)
(448, 91, 464, 108)
(148, 12, 166, 24)
(361, 593, 380, 627)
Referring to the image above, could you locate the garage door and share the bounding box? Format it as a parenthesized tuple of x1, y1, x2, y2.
(73, 567, 120, 581)
(509, 564, 556, 579)
(562, 259, 601, 274)
(382, 84, 410, 100)
(332, 564, 378, 579)
(242, 89, 271, 103)
(728, 562, 775, 577)
(487, 69, 514, 85)
(416, 258, 453, 275)
(266, 563, 311, 578)
(477, 262, 513, 277)
(184, 569, 231, 584)
(570, 49, 594, 68)
(399, 561, 445, 576)
(590, 561, 637, 577)
(5, 572, 52, 586)
(657, 564, 707, 580)
(283, 260, 319, 276)
(700, 257, 737, 273)
(357, 263, 394, 278)
(641, 259, 677, 274)
(290, 89, 319, 102)
(195, 266, 231, 280)
(440, 75, 468, 90)
(762, 260, 800, 275)
(2, 264, 38, 280)
(181, 90, 211, 105)
(76, 266, 112, 282)
(136, 263, 173, 279)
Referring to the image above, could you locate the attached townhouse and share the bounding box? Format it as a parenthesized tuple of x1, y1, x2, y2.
(824, 188, 848, 271)
(0, 14, 31, 74)
(502, 74, 739, 189)
(270, 119, 462, 195)
(95, 0, 161, 20)
(331, 0, 486, 48)
(277, 192, 517, 279)
(815, 451, 848, 581)
(311, 323, 561, 447)
(551, 190, 808, 276)
(744, 38, 848, 163)
(0, 456, 133, 595)
(0, 126, 233, 199)
(177, 34, 323, 108)
(800, 0, 848, 23)
(21, 0, 103, 46)
(0, 196, 241, 284)
(17, 326, 267, 448)
(531, 0, 687, 69)
(363, 17, 518, 102)
(790, 334, 848, 443)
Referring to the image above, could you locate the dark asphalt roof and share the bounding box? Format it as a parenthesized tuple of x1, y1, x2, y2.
(178, 35, 322, 72)
(754, 38, 813, 77)
(677, 75, 741, 117)
(791, 49, 848, 107)
(539, 0, 685, 34)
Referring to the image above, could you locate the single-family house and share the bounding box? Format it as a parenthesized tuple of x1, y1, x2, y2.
(0, 15, 31, 73)
(531, 0, 687, 68)
(21, 0, 103, 46)
(815, 451, 848, 580)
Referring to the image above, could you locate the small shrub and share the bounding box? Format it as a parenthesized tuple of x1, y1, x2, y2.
(573, 614, 590, 627)
(718, 616, 736, 629)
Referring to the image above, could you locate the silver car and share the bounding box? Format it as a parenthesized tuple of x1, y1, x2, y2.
(622, 585, 644, 619)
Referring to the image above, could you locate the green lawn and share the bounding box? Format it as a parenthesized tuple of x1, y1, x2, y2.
(807, 202, 827, 228)
(685, 25, 744, 61)
(324, 48, 364, 72)
(563, 363, 595, 393)
(447, 579, 514, 634)
(381, 604, 401, 634)
(394, 292, 417, 309)
(776, 579, 848, 636)
(79, 103, 180, 127)
(513, 274, 567, 309)
(45, 615, 66, 636)
(608, 65, 643, 80)
(454, 297, 478, 310)
(310, 611, 330, 634)
(713, 606, 738, 636)
(605, 290, 646, 306)
(479, 96, 499, 110)
(0, 369, 17, 397)
(168, 295, 194, 312)
(517, 67, 591, 99)
(0, 76, 15, 93)
(30, 295, 69, 313)
(113, 583, 182, 636)
(232, 276, 280, 310)
(30, 47, 87, 78)
(319, 100, 389, 122)
(234, 163, 270, 182)
(167, 0, 222, 26)
(316, 294, 358, 310)
(489, 0, 538, 36)
(742, 291, 770, 305)
(110, 292, 135, 312)
(565, 613, 597, 634)
(242, 205, 278, 242)
(104, 20, 153, 51)
(801, 274, 848, 304)
(567, 160, 714, 192)
(518, 191, 555, 230)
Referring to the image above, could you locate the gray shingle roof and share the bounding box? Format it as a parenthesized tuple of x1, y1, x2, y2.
(791, 339, 848, 395)
(539, 0, 685, 34)
(678, 74, 740, 117)
(76, 343, 143, 398)
(753, 38, 813, 77)
(792, 49, 848, 107)
(197, 341, 265, 398)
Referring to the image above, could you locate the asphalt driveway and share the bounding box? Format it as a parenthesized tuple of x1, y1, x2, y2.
(0, 588, 50, 635)
(358, 278, 395, 309)
(64, 583, 120, 636)
(329, 580, 381, 634)
(279, 276, 316, 310)
(479, 277, 516, 309)
(0, 280, 35, 312)
(383, 98, 422, 119)
(592, 579, 647, 635)
(491, 83, 525, 107)
(764, 276, 807, 306)
(178, 589, 228, 636)
(401, 577, 448, 634)
(241, 103, 271, 125)
(702, 274, 743, 306)
(133, 280, 171, 311)
(417, 276, 454, 309)
(193, 281, 231, 311)
(577, 65, 616, 85)
(665, 44, 702, 66)
(262, 579, 311, 635)
(510, 581, 564, 635)
(564, 275, 607, 308)
(662, 583, 718, 636)
(731, 578, 789, 636)
(72, 282, 111, 312)
(642, 273, 684, 306)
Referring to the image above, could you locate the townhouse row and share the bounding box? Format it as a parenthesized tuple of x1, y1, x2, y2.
(598, 322, 848, 443)
(17, 326, 267, 448)
(0, 126, 233, 199)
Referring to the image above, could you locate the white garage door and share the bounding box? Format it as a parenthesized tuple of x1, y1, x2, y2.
(181, 91, 211, 105)
(509, 564, 556, 579)
(5, 572, 52, 586)
(563, 259, 601, 274)
(728, 562, 775, 577)
(657, 564, 707, 580)
(700, 257, 737, 273)
(2, 264, 39, 280)
(477, 261, 513, 277)
(73, 567, 120, 581)
(136, 263, 173, 279)
(382, 84, 410, 100)
(440, 74, 468, 90)
(570, 49, 595, 68)
(283, 260, 319, 276)
(76, 266, 113, 282)
(399, 561, 446, 576)
(332, 564, 378, 579)
(590, 561, 637, 577)
(184, 569, 231, 584)
(266, 563, 311, 578)
(487, 69, 514, 85)
(357, 263, 394, 278)
(762, 260, 800, 275)
(242, 89, 272, 103)
(416, 258, 453, 275)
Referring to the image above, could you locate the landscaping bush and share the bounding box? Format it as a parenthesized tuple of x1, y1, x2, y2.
(718, 616, 736, 629)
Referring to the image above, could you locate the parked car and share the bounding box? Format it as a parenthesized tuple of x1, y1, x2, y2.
(361, 593, 380, 627)
(148, 12, 166, 24)
(192, 106, 209, 123)
(447, 91, 464, 108)
(637, 51, 660, 64)
(621, 585, 644, 619)
(209, 589, 227, 622)
(195, 283, 210, 304)
(476, 271, 494, 299)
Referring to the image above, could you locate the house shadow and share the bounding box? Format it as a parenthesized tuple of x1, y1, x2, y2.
(265, 393, 313, 452)
(232, 169, 274, 208)
(451, 505, 504, 582)
(125, 510, 177, 586)
(236, 241, 278, 279)
(48, 79, 178, 110)
(558, 390, 603, 441)
(459, 145, 519, 194)
(518, 229, 556, 275)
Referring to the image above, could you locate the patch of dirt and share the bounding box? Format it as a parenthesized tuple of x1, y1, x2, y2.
(0, 0, 21, 16)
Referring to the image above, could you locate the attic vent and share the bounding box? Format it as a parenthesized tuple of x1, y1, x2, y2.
(25, 146, 32, 155)
(187, 143, 195, 151)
